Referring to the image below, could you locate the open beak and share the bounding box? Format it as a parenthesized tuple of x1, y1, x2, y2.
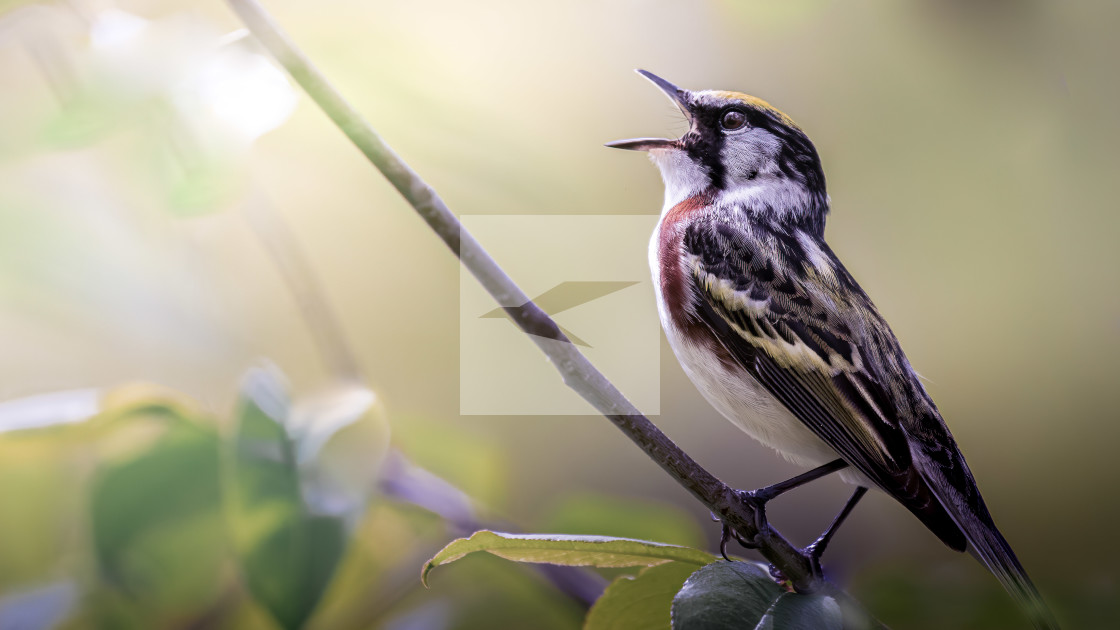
(605, 69, 692, 152)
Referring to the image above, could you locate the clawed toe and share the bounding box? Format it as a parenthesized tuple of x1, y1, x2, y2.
(716, 513, 761, 560)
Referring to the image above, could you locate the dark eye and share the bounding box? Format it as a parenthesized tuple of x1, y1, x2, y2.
(720, 110, 747, 131)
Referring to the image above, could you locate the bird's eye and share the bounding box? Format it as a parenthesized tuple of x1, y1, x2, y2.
(720, 110, 747, 131)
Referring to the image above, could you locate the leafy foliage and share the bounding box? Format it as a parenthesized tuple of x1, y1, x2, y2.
(670, 561, 785, 630)
(584, 562, 698, 630)
(0, 373, 396, 629)
(670, 561, 881, 630)
(423, 531, 886, 630)
(90, 411, 227, 617)
(228, 369, 347, 630)
(422, 530, 717, 586)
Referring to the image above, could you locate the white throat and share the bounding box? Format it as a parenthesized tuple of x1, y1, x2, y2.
(650, 149, 710, 216)
(650, 149, 827, 221)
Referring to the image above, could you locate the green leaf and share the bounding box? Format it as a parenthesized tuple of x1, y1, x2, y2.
(671, 561, 882, 630)
(287, 383, 390, 528)
(422, 530, 717, 587)
(755, 593, 843, 630)
(228, 367, 346, 630)
(89, 411, 226, 618)
(38, 90, 125, 149)
(671, 561, 784, 630)
(584, 562, 699, 630)
(166, 159, 244, 217)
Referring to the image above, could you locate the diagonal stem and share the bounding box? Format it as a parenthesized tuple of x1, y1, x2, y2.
(225, 0, 826, 593)
(242, 193, 364, 382)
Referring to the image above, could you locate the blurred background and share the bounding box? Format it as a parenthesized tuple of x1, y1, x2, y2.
(1, 0, 1118, 628)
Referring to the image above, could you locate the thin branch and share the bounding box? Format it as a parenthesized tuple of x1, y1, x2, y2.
(225, 0, 825, 593)
(241, 193, 607, 610)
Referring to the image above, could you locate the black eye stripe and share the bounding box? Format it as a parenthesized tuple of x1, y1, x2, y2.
(683, 100, 827, 211)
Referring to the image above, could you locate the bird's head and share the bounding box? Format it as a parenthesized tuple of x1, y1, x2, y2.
(608, 70, 828, 234)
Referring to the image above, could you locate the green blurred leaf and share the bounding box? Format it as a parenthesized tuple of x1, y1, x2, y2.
(89, 410, 226, 617)
(852, 563, 1027, 630)
(38, 90, 126, 149)
(671, 561, 783, 630)
(287, 383, 390, 529)
(391, 418, 507, 509)
(229, 368, 346, 630)
(395, 552, 585, 630)
(422, 530, 717, 587)
(584, 562, 698, 630)
(167, 159, 244, 217)
(0, 1, 37, 16)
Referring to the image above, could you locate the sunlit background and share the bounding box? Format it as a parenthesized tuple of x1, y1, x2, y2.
(1, 0, 1117, 628)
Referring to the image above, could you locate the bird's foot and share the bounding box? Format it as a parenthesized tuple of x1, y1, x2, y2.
(709, 462, 850, 562)
(712, 490, 771, 560)
(803, 486, 868, 564)
(717, 520, 760, 560)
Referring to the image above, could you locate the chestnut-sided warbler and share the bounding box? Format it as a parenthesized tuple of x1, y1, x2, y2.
(607, 70, 1058, 630)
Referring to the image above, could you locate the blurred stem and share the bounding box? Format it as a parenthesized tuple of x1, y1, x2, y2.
(242, 174, 606, 611)
(242, 195, 363, 382)
(240, 140, 606, 611)
(225, 0, 826, 593)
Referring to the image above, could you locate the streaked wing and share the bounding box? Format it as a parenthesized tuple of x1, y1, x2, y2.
(683, 219, 967, 550)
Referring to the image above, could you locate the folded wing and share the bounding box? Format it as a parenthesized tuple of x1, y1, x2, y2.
(682, 218, 967, 550)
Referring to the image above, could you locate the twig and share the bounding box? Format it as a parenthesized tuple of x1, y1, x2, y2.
(225, 0, 825, 593)
(242, 193, 364, 382)
(241, 193, 607, 610)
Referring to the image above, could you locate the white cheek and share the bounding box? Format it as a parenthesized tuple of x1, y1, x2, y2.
(721, 129, 780, 180)
(714, 179, 820, 218)
(650, 149, 709, 215)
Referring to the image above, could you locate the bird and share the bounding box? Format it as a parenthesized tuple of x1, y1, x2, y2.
(606, 70, 1059, 629)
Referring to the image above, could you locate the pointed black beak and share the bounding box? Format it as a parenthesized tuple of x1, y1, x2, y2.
(635, 69, 692, 118)
(605, 69, 692, 152)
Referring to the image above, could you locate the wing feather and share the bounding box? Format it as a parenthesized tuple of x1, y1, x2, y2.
(683, 219, 967, 550)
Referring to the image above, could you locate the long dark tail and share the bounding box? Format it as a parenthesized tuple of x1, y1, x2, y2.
(912, 445, 1058, 628)
(958, 511, 1060, 630)
(908, 421, 1060, 628)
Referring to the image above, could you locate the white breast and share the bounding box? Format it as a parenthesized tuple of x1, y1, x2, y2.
(648, 223, 841, 471)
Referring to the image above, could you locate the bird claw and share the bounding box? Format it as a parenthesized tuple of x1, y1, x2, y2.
(716, 506, 763, 560)
(718, 522, 760, 560)
(719, 523, 733, 560)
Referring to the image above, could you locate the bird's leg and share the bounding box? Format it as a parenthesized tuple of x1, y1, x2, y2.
(718, 459, 848, 556)
(805, 486, 868, 562)
(746, 459, 849, 505)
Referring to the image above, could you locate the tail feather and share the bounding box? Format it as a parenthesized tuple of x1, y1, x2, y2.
(960, 514, 1060, 630)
